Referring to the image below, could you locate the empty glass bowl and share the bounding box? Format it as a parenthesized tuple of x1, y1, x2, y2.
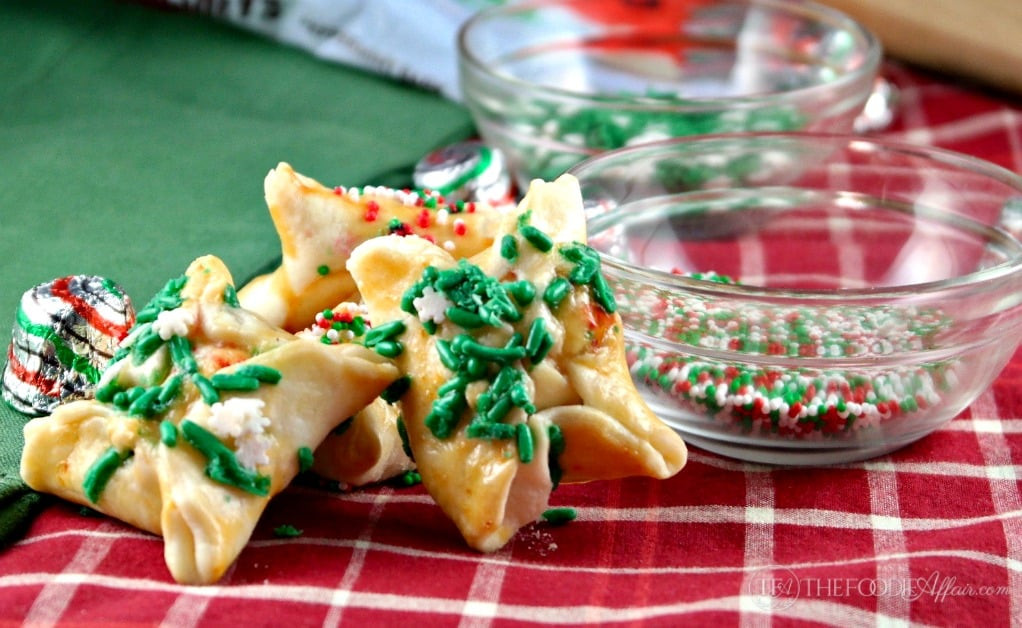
(458, 0, 881, 189)
(571, 134, 1022, 465)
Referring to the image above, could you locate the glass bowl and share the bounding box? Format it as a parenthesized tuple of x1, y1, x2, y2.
(570, 134, 1022, 465)
(458, 0, 881, 190)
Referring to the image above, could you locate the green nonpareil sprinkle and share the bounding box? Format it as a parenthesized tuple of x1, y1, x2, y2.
(160, 420, 178, 447)
(273, 524, 303, 538)
(180, 420, 270, 496)
(398, 470, 421, 486)
(541, 507, 576, 526)
(381, 375, 412, 403)
(222, 285, 241, 308)
(297, 446, 315, 473)
(82, 447, 133, 504)
(317, 264, 330, 276)
(500, 234, 519, 262)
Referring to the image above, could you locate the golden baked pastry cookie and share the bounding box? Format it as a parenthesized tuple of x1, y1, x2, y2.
(238, 162, 502, 332)
(20, 255, 399, 584)
(346, 174, 687, 552)
(298, 302, 415, 487)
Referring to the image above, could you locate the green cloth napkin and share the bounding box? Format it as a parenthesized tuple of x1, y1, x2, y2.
(0, 0, 473, 547)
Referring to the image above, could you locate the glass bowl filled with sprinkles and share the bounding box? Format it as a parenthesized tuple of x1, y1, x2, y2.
(570, 133, 1022, 465)
(458, 0, 880, 190)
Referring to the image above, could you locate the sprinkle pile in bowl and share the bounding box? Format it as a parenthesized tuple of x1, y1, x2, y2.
(458, 0, 880, 190)
(571, 133, 1022, 465)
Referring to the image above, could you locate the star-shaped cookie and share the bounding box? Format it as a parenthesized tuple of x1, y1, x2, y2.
(346, 174, 687, 552)
(238, 162, 502, 332)
(21, 255, 399, 584)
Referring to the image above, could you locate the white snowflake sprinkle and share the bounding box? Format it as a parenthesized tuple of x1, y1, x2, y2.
(234, 433, 272, 471)
(207, 397, 267, 440)
(152, 307, 196, 341)
(413, 286, 452, 325)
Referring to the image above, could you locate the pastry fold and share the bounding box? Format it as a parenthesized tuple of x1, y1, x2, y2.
(238, 162, 501, 332)
(347, 174, 686, 552)
(21, 255, 399, 584)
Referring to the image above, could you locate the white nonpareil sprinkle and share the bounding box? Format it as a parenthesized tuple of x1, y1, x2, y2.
(152, 307, 196, 341)
(413, 286, 452, 325)
(207, 397, 272, 470)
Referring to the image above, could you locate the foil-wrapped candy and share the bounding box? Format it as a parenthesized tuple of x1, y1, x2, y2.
(2, 275, 135, 415)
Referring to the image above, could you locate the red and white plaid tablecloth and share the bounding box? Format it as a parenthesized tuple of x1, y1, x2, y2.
(2, 63, 1022, 628)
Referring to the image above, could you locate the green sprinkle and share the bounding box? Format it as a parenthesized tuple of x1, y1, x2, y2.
(526, 319, 553, 362)
(297, 446, 315, 473)
(131, 326, 164, 366)
(373, 340, 404, 358)
(398, 470, 421, 486)
(381, 375, 412, 403)
(223, 285, 241, 308)
(435, 339, 461, 371)
(180, 420, 270, 496)
(128, 387, 162, 417)
(506, 280, 536, 306)
(466, 422, 516, 440)
(547, 423, 566, 489)
(95, 382, 121, 404)
(168, 335, 198, 374)
(273, 524, 303, 538)
(192, 374, 220, 405)
(396, 416, 414, 460)
(210, 373, 261, 391)
(364, 320, 406, 347)
(83, 447, 133, 504)
(543, 277, 572, 309)
(158, 374, 183, 406)
(500, 234, 519, 262)
(516, 423, 534, 463)
(453, 334, 526, 364)
(541, 507, 577, 526)
(317, 264, 330, 276)
(160, 420, 178, 447)
(446, 307, 485, 329)
(520, 224, 553, 252)
(591, 272, 617, 313)
(332, 418, 353, 436)
(234, 365, 283, 384)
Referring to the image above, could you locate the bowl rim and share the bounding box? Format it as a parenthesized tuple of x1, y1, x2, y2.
(568, 132, 1022, 301)
(457, 0, 883, 110)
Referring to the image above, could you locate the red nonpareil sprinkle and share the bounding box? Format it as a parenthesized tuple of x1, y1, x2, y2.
(364, 200, 380, 222)
(417, 209, 431, 229)
(466, 202, 476, 213)
(453, 219, 467, 236)
(421, 233, 436, 244)
(333, 186, 345, 195)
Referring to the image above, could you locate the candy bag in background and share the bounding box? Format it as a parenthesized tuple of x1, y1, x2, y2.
(142, 0, 508, 101)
